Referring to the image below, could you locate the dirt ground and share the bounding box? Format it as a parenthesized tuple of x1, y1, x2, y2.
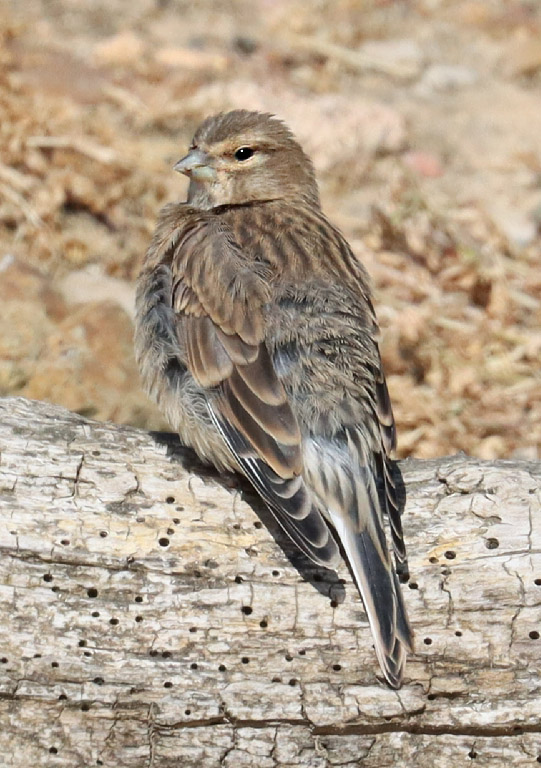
(0, 0, 540, 461)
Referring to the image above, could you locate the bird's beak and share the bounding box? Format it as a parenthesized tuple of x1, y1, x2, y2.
(173, 149, 217, 182)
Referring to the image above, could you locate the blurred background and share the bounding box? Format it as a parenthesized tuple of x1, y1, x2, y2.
(0, 0, 540, 460)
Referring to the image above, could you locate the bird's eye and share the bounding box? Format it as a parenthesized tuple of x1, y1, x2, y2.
(234, 147, 255, 161)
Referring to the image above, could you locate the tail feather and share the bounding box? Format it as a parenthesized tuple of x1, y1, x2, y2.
(327, 510, 413, 688)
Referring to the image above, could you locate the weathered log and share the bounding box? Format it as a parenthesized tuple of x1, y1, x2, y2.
(0, 396, 540, 767)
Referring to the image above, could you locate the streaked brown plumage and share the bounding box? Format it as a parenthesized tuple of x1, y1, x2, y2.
(135, 110, 413, 687)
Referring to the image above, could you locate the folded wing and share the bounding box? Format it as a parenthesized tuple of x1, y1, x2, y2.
(169, 213, 340, 569)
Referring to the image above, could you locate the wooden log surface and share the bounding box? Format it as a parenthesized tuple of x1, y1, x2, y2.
(0, 396, 540, 767)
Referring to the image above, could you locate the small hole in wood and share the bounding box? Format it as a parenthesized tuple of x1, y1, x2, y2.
(84, 651, 91, 657)
(172, 518, 180, 524)
(272, 570, 280, 577)
(51, 661, 59, 668)
(298, 649, 306, 656)
(49, 747, 58, 754)
(164, 681, 173, 688)
(272, 677, 281, 683)
(149, 650, 158, 657)
(468, 749, 477, 759)
(135, 616, 143, 623)
(58, 694, 67, 701)
(60, 539, 70, 546)
(92, 450, 101, 457)
(162, 651, 172, 658)
(99, 531, 108, 538)
(0, 658, 7, 664)
(423, 637, 433, 645)
(166, 496, 175, 504)
(34, 653, 41, 658)
(444, 550, 456, 560)
(158, 537, 170, 547)
(529, 631, 540, 640)
(332, 664, 342, 672)
(241, 657, 250, 664)
(408, 582, 418, 590)
(78, 640, 87, 647)
(97, 761, 103, 766)
(93, 677, 104, 686)
(109, 618, 119, 626)
(485, 538, 499, 550)
(285, 654, 293, 662)
(241, 606, 253, 615)
(185, 709, 191, 716)
(455, 630, 463, 637)
(135, 596, 143, 603)
(218, 664, 226, 672)
(81, 702, 90, 712)
(136, 516, 145, 523)
(91, 611, 99, 618)
(167, 528, 175, 535)
(234, 575, 243, 584)
(330, 600, 338, 608)
(87, 588, 98, 598)
(429, 556, 438, 564)
(189, 626, 197, 633)
(288, 679, 297, 686)
(254, 521, 262, 529)
(427, 693, 436, 700)
(232, 523, 241, 530)
(51, 586, 59, 593)
(43, 574, 53, 582)
(535, 579, 541, 586)
(190, 663, 198, 670)
(259, 620, 268, 628)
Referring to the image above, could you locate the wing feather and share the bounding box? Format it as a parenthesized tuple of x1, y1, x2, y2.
(169, 212, 339, 569)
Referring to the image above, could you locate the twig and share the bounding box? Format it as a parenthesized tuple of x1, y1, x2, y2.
(26, 136, 118, 165)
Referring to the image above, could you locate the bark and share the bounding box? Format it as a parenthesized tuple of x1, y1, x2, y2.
(0, 396, 540, 768)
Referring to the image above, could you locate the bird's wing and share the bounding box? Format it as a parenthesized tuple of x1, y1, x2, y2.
(373, 357, 408, 574)
(303, 413, 412, 688)
(169, 213, 340, 568)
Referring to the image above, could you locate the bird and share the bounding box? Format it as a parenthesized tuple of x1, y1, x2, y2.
(134, 109, 413, 687)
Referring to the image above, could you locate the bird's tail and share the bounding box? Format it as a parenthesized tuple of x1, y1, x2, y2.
(327, 505, 413, 688)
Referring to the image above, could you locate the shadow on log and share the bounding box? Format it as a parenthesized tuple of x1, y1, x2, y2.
(0, 397, 540, 767)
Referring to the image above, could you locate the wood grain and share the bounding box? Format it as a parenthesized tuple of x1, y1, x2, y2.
(0, 397, 540, 767)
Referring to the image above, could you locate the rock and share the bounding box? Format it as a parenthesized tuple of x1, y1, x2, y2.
(357, 38, 424, 79)
(0, 258, 62, 393)
(22, 301, 164, 429)
(94, 32, 146, 67)
(416, 64, 478, 95)
(488, 205, 538, 248)
(0, 256, 163, 429)
(59, 267, 136, 319)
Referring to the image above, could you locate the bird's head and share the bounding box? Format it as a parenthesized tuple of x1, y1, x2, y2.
(174, 110, 320, 210)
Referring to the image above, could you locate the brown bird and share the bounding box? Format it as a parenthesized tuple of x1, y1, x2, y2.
(134, 110, 413, 687)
